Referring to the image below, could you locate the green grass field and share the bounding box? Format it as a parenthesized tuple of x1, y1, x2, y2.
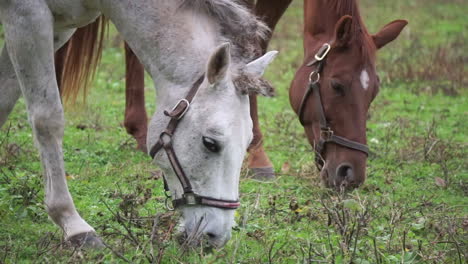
(0, 0, 466, 263)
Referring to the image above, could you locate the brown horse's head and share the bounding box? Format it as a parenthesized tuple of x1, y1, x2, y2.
(290, 1, 407, 190)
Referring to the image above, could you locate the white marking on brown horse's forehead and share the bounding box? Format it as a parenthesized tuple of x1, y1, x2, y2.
(360, 70, 370, 90)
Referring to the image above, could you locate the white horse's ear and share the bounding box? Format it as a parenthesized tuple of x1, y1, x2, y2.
(206, 42, 231, 85)
(245, 51, 278, 77)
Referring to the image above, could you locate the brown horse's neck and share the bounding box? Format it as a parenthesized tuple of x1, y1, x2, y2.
(303, 0, 338, 57)
(303, 0, 372, 59)
(303, 1, 340, 38)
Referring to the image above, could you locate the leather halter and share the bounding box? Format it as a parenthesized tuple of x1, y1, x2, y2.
(149, 75, 240, 210)
(297, 43, 370, 170)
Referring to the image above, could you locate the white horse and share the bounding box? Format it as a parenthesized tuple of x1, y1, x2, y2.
(0, 0, 277, 248)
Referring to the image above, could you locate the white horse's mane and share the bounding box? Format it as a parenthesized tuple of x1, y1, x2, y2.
(178, 0, 269, 62)
(178, 0, 275, 96)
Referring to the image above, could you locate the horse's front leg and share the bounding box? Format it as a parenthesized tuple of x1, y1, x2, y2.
(123, 43, 148, 152)
(246, 0, 293, 181)
(247, 95, 275, 180)
(1, 1, 102, 248)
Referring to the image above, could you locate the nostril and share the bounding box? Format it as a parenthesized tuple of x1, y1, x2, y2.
(336, 164, 353, 179)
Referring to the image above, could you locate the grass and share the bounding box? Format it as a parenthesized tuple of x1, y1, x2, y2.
(0, 0, 467, 263)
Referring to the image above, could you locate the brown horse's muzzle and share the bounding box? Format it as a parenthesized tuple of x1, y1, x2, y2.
(320, 146, 367, 190)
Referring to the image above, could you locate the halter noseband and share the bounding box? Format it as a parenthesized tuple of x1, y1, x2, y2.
(297, 43, 370, 170)
(149, 75, 240, 210)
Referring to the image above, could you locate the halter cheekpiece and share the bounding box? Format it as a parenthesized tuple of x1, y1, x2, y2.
(149, 75, 240, 211)
(298, 43, 370, 169)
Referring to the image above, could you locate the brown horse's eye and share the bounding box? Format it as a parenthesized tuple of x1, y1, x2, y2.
(331, 80, 345, 96)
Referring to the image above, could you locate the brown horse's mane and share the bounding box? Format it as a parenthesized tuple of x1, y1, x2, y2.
(328, 0, 376, 62)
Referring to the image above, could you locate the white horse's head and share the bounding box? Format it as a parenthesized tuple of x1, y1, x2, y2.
(148, 43, 277, 248)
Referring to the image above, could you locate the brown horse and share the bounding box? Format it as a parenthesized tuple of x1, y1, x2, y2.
(290, 0, 407, 189)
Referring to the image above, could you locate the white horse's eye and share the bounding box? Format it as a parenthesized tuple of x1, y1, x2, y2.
(202, 136, 220, 153)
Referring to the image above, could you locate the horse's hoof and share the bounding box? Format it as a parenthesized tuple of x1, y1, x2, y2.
(250, 167, 275, 182)
(67, 232, 105, 249)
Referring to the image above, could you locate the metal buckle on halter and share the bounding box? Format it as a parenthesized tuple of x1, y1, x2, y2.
(159, 131, 173, 148)
(315, 43, 331, 61)
(320, 127, 334, 140)
(183, 193, 197, 205)
(170, 99, 190, 120)
(309, 71, 320, 84)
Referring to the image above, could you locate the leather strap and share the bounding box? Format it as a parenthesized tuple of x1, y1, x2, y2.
(149, 75, 240, 210)
(162, 134, 193, 193)
(297, 43, 370, 169)
(172, 193, 240, 210)
(327, 135, 369, 154)
(149, 75, 204, 159)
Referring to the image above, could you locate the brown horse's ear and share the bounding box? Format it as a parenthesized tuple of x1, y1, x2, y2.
(372, 20, 408, 49)
(333, 15, 353, 48)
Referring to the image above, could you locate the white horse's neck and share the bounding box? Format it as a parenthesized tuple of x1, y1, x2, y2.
(99, 0, 219, 103)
